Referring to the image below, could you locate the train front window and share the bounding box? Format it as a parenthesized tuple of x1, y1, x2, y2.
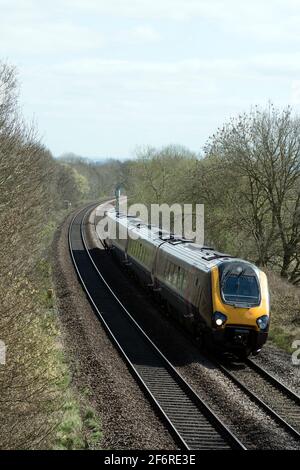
(220, 269, 260, 307)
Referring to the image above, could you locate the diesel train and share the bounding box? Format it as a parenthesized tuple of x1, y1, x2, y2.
(104, 209, 270, 358)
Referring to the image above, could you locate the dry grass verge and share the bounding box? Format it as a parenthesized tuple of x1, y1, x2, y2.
(266, 269, 300, 353)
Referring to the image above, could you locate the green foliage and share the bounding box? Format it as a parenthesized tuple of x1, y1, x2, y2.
(55, 393, 102, 450)
(265, 269, 300, 353)
(55, 397, 85, 450)
(83, 407, 103, 448)
(73, 169, 90, 199)
(268, 326, 294, 353)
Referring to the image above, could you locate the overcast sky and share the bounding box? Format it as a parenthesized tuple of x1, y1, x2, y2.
(1, 0, 300, 159)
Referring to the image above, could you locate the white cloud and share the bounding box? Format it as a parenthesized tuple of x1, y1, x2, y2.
(21, 53, 297, 129)
(60, 0, 300, 33)
(0, 21, 104, 55)
(49, 53, 300, 85)
(2, 0, 300, 157)
(61, 0, 225, 21)
(129, 25, 161, 42)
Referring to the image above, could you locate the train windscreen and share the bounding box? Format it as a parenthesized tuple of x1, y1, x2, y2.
(220, 262, 260, 307)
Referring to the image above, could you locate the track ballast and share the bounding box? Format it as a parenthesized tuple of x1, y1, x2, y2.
(68, 204, 245, 451)
(215, 357, 300, 439)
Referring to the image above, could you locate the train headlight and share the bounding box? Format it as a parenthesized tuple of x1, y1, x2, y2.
(213, 312, 227, 328)
(256, 315, 269, 331)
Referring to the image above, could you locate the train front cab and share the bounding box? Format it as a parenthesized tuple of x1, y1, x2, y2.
(210, 261, 270, 357)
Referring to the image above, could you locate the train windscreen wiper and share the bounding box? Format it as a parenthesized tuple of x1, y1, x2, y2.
(221, 267, 234, 287)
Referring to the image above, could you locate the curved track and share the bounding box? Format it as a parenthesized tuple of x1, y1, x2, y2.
(68, 204, 246, 451)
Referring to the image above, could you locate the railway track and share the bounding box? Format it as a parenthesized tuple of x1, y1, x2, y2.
(215, 356, 300, 440)
(69, 204, 246, 451)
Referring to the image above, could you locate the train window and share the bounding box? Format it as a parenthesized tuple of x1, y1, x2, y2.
(182, 271, 187, 291)
(172, 265, 177, 285)
(141, 246, 148, 264)
(167, 263, 171, 282)
(221, 270, 260, 307)
(179, 268, 185, 290)
(168, 263, 172, 283)
(169, 263, 174, 284)
(170, 266, 173, 284)
(167, 262, 171, 282)
(164, 261, 169, 278)
(170, 264, 174, 284)
(173, 265, 178, 286)
(176, 267, 180, 288)
(169, 263, 173, 283)
(145, 248, 148, 264)
(180, 270, 185, 291)
(177, 269, 181, 289)
(174, 267, 179, 288)
(144, 248, 149, 265)
(177, 271, 181, 289)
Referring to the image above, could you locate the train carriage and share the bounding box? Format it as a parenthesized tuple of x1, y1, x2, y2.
(104, 209, 270, 358)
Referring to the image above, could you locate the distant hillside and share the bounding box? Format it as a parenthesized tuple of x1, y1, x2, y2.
(56, 153, 129, 165)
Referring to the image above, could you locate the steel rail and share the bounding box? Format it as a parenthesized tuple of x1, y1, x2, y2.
(214, 357, 300, 440)
(68, 204, 246, 451)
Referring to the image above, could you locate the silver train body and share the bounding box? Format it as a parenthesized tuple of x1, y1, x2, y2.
(104, 210, 270, 357)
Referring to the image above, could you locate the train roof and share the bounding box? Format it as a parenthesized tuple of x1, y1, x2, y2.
(106, 210, 255, 271)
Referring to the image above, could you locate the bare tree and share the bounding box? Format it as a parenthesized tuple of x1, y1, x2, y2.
(205, 104, 300, 280)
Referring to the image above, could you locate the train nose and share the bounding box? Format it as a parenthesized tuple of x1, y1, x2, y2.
(232, 329, 250, 346)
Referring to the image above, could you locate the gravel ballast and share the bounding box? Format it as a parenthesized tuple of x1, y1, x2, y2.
(52, 210, 177, 450)
(84, 203, 300, 450)
(252, 344, 300, 396)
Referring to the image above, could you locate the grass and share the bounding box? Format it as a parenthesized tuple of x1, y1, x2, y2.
(34, 212, 103, 450)
(55, 397, 85, 450)
(53, 361, 102, 450)
(54, 395, 102, 450)
(266, 269, 300, 354)
(268, 326, 295, 354)
(83, 407, 103, 448)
